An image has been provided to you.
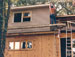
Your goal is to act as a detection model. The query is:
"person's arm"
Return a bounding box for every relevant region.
[49,4,52,13]
[53,5,56,10]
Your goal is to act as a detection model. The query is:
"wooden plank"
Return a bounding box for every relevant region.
[67,21,75,24]
[41,35,47,57]
[6,31,58,37]
[8,24,66,30]
[56,15,75,17]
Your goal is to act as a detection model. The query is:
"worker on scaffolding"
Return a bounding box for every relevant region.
[49,3,56,24]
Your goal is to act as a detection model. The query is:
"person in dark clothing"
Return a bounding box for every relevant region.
[49,3,56,24]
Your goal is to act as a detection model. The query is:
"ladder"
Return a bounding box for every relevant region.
[66,23,73,57]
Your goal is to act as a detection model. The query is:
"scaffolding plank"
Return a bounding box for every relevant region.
[8,23,66,30]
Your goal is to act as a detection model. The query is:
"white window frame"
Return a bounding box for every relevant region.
[8,40,33,51]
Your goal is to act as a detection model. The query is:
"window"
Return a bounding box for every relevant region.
[23,17,30,22]
[9,42,14,50]
[27,41,32,48]
[14,11,31,23]
[9,41,32,50]
[15,42,20,49]
[14,13,22,22]
[72,39,75,57]
[21,41,32,49]
[24,13,30,16]
[21,41,26,49]
[23,12,31,22]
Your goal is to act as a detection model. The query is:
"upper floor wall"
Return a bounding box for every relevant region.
[8,5,50,33]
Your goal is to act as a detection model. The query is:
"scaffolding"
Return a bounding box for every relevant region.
[66,21,75,57]
[62,21,75,57]
[56,20,75,57]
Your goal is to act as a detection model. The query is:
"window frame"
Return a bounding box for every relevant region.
[13,12,22,23]
[21,41,26,49]
[21,41,33,50]
[27,41,33,49]
[8,40,33,51]
[13,11,32,23]
[14,42,20,50]
[9,42,14,50]
[8,41,21,50]
[22,11,32,22]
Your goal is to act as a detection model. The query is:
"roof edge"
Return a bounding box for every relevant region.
[11,4,49,10]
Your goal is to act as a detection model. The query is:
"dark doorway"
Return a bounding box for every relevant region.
[60,38,66,57]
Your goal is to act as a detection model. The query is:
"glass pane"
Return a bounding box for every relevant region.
[23,17,30,22]
[15,42,20,49]
[21,42,26,49]
[14,13,22,22]
[27,41,32,48]
[24,13,30,16]
[9,42,14,49]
